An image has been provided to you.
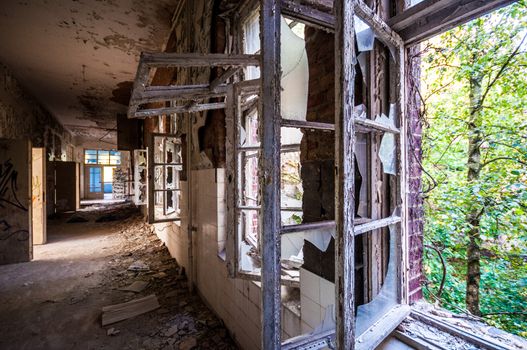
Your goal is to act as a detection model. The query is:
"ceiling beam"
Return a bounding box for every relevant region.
[388,0,516,46]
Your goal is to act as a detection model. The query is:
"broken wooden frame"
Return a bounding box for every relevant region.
[279,0,515,47]
[127,53,260,119]
[147,133,184,224]
[253,0,411,349]
[133,149,148,205]
[225,79,301,287]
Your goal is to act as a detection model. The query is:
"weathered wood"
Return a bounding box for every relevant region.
[356,117,400,134]
[281,118,335,131]
[225,84,238,278]
[133,85,228,104]
[335,0,356,348]
[355,216,401,235]
[389,0,515,46]
[141,52,261,67]
[280,220,335,234]
[410,310,516,350]
[210,67,241,92]
[281,0,335,31]
[353,0,404,50]
[259,0,282,348]
[101,294,160,326]
[133,102,226,118]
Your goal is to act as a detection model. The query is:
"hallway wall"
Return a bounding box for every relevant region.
[153,168,302,349]
[0,62,75,159]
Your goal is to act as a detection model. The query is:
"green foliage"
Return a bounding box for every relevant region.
[421,1,527,337]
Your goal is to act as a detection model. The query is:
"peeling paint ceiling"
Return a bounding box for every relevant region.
[0,0,178,146]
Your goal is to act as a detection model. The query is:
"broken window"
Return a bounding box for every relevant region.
[84,149,121,165]
[133,149,147,206]
[224,3,413,349]
[226,11,308,285]
[147,134,183,224]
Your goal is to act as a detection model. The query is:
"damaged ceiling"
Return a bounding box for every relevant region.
[0,0,178,146]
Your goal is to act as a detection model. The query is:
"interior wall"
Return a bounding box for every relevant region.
[0,62,75,157]
[153,169,302,349]
[0,138,32,264]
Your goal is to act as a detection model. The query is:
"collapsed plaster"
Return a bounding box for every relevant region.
[0,0,177,146]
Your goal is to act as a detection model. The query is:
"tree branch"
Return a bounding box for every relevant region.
[481,156,527,169]
[476,31,527,111]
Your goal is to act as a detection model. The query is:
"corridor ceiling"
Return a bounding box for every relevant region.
[0,0,177,146]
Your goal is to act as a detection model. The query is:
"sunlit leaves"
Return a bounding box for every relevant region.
[421,1,527,336]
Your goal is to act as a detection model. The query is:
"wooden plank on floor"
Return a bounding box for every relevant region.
[102,294,160,326]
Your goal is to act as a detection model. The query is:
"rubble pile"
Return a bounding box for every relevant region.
[95,206,237,350]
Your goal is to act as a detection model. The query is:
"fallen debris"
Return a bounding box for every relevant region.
[106,327,120,336]
[178,336,197,350]
[101,294,160,326]
[118,280,149,293]
[128,260,149,272]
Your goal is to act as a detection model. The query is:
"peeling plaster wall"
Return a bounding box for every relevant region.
[0,62,75,158]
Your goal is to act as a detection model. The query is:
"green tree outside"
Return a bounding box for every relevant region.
[420,1,527,336]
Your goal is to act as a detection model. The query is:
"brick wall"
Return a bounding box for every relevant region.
[300,27,424,302]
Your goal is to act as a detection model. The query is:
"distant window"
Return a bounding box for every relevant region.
[84,149,121,165]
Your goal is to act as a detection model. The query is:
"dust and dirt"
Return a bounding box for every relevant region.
[0,204,237,350]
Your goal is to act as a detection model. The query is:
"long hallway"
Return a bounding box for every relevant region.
[0,205,236,350]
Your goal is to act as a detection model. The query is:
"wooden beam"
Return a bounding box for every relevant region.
[259,0,282,348]
[281,0,335,31]
[335,0,356,348]
[141,52,261,67]
[133,102,226,118]
[210,67,241,92]
[353,0,404,49]
[132,85,228,104]
[388,0,516,46]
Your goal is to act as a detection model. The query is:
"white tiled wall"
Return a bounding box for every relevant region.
[153,168,302,349]
[300,268,335,333]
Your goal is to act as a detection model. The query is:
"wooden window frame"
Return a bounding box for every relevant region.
[254,1,411,349]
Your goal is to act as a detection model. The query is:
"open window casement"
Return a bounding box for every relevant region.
[133,149,147,206]
[147,133,183,224]
[248,2,411,349]
[225,80,302,286]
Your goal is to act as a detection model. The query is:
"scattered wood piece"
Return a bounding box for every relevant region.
[118,281,149,293]
[101,294,160,326]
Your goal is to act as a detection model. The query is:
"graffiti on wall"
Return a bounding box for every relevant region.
[0,159,27,212]
[0,220,29,241]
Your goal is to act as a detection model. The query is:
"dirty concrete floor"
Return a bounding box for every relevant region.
[0,205,238,350]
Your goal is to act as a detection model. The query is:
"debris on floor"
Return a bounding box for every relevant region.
[118,280,149,293]
[128,260,149,272]
[102,294,160,326]
[0,203,237,350]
